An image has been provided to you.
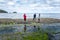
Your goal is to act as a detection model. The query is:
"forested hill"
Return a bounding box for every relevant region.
[0,9,8,13]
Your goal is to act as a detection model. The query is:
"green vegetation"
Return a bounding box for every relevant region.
[22,32,48,40]
[1,32,48,40]
[0,22,41,28]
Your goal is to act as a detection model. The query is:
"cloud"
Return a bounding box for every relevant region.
[0,0,60,13]
[0,0,5,2]
[46,0,60,7]
[7,1,15,6]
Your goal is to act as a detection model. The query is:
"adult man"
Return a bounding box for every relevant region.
[33,13,36,20]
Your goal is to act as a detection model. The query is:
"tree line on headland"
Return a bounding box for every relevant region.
[0,9,8,13]
[0,9,17,13]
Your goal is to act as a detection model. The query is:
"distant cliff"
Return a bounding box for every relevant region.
[0,9,8,13]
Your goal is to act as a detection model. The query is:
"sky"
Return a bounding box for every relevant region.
[0,0,60,19]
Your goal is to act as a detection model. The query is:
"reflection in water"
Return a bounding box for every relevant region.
[0,23,60,40]
[0,23,60,34]
[33,25,37,32]
[0,27,16,34]
[24,25,27,32]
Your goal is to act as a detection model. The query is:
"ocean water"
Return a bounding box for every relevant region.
[0,13,39,19]
[0,13,60,19]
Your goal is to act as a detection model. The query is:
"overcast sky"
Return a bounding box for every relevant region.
[0,0,60,19]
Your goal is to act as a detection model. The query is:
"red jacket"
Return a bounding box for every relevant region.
[23,14,26,21]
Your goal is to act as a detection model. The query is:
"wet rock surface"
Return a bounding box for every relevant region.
[0,23,60,40]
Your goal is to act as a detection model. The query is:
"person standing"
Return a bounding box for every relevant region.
[33,13,36,21]
[38,13,40,23]
[23,13,27,22]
